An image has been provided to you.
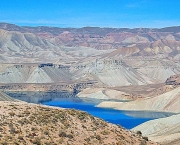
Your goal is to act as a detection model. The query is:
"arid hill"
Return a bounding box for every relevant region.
[0,101,158,145]
[77,87,135,100]
[97,85,180,113]
[132,113,180,145]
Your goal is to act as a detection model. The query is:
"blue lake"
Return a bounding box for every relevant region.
[7,91,176,129]
[43,98,153,129]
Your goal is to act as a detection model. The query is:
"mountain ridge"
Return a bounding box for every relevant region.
[1,22,180,33]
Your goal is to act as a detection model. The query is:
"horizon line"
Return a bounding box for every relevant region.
[1,21,180,29]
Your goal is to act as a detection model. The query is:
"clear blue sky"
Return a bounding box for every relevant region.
[0,0,180,28]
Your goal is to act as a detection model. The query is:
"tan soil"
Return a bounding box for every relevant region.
[0,101,158,145]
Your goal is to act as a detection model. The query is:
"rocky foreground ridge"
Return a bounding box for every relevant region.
[0,101,158,145]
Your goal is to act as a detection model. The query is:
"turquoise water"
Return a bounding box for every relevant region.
[43,98,153,129]
[7,91,175,129]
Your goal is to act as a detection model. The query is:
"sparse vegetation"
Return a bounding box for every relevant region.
[136,131,142,136]
[142,136,149,141]
[8,111,15,116]
[0,102,158,145]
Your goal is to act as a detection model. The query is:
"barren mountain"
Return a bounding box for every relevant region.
[1,23,180,51]
[1,23,180,87]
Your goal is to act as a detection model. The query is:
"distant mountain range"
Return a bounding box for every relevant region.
[1,23,180,86]
[1,22,180,51]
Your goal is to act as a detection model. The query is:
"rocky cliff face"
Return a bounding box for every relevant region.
[0,60,159,88]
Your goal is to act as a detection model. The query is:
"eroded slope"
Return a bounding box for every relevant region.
[132,113,180,145]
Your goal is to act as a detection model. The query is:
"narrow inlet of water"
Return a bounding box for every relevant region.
[7,91,176,129]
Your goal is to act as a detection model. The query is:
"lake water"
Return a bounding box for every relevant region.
[7,91,176,129]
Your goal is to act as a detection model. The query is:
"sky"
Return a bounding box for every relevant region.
[0,0,180,28]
